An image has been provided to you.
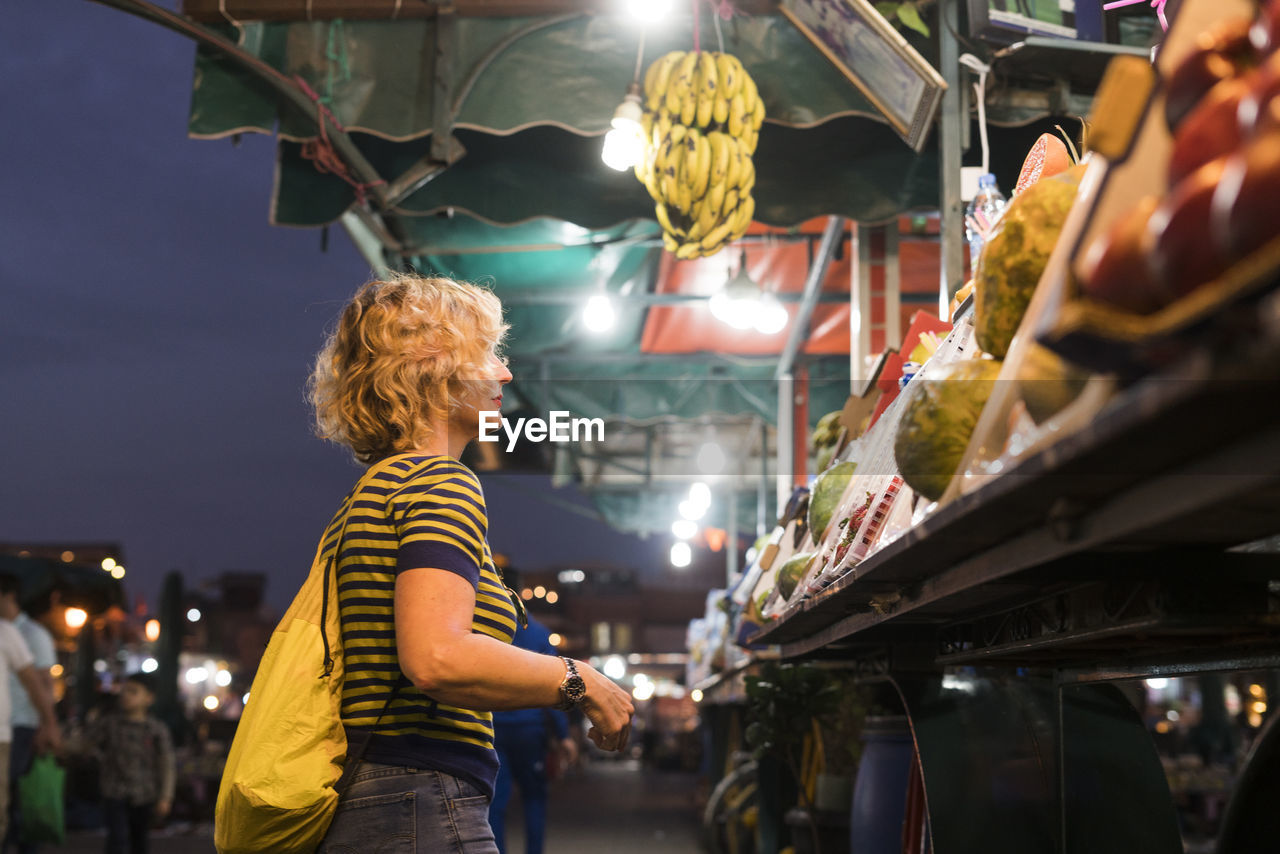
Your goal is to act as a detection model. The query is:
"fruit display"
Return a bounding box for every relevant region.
[893,358,1002,502]
[1017,344,1091,425]
[1079,3,1280,316]
[810,410,845,473]
[635,50,766,258]
[775,551,814,601]
[974,167,1082,358]
[806,460,858,544]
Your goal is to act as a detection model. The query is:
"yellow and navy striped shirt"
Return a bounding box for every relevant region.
[320,453,518,797]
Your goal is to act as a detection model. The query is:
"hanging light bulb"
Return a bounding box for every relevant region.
[709,250,764,330]
[753,290,789,335]
[602,83,645,171]
[582,293,617,332]
[626,0,674,23]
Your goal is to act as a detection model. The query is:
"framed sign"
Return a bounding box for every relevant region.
[780,0,947,152]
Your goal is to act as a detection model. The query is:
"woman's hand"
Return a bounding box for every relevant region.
[576,661,635,753]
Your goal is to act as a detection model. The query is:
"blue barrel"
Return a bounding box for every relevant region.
[850,716,914,854]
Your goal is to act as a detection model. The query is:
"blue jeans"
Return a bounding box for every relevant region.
[489,725,550,854]
[319,763,498,854]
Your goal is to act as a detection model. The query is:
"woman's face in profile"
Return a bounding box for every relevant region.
[453,348,513,431]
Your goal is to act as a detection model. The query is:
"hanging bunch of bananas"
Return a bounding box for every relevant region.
[635,50,765,259]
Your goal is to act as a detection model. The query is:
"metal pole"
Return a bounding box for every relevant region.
[776,372,793,511]
[853,223,873,384]
[938,0,965,313]
[885,220,902,350]
[757,418,768,537]
[775,216,846,382]
[727,483,739,585]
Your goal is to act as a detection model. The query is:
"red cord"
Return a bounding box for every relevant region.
[293,75,386,205]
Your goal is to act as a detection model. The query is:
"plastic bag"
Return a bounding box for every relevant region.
[18,754,65,845]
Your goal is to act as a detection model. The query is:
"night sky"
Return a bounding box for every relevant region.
[2,0,674,614]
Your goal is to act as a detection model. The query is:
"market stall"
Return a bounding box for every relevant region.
[692,0,1280,851]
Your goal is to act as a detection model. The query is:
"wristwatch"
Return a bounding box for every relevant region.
[555,656,586,711]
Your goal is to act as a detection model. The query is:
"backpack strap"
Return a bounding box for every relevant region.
[333,674,408,797]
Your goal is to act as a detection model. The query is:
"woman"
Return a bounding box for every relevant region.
[308,273,634,853]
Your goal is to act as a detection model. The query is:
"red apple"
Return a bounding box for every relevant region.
[1238,52,1280,137]
[1164,18,1259,133]
[1148,158,1232,300]
[1079,196,1164,314]
[1169,75,1253,185]
[1210,128,1280,263]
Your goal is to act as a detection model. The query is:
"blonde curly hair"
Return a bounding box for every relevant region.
[309,272,508,464]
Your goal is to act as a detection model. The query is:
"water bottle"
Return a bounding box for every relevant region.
[965,173,1008,275]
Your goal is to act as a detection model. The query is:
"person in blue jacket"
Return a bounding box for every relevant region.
[488,614,578,854]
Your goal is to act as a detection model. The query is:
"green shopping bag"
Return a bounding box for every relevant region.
[18,754,65,845]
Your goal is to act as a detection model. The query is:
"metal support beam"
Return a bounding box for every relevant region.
[884,220,902,350]
[938,0,965,314]
[89,0,391,211]
[852,223,872,385]
[775,216,845,382]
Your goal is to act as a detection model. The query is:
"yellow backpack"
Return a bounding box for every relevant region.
[214,461,389,854]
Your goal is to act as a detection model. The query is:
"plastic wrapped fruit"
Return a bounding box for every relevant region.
[1211,128,1280,263]
[894,359,1002,502]
[1163,17,1260,133]
[806,461,856,544]
[1148,158,1232,301]
[974,168,1080,358]
[776,552,814,601]
[1079,195,1164,314]
[1017,345,1091,425]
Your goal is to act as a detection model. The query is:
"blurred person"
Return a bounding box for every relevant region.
[306,274,633,854]
[488,614,578,854]
[0,575,62,846]
[1,589,55,854]
[85,673,174,854]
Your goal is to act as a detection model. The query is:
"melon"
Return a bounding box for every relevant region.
[806,461,857,543]
[974,171,1079,358]
[776,552,814,601]
[894,359,1002,501]
[1018,344,1090,424]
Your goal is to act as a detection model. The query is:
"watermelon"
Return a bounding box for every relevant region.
[776,552,814,601]
[894,359,1002,501]
[806,461,857,543]
[1014,133,1073,196]
[974,170,1079,358]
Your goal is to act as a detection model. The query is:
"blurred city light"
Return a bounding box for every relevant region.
[141,658,158,673]
[203,695,220,711]
[215,669,232,687]
[671,519,698,540]
[187,608,202,622]
[691,689,703,703]
[603,656,626,680]
[145,619,161,642]
[185,667,209,684]
[670,541,692,568]
[545,591,559,604]
[548,633,563,647]
[64,608,87,630]
[101,558,116,571]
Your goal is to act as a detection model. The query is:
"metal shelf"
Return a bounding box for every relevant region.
[750,319,1280,668]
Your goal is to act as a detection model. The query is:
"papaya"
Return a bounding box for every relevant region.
[776,551,814,601]
[894,359,1002,501]
[974,170,1079,358]
[806,461,857,543]
[1018,344,1090,424]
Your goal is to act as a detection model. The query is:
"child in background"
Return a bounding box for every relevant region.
[87,674,174,854]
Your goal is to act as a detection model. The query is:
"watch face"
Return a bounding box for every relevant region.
[566,676,586,702]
